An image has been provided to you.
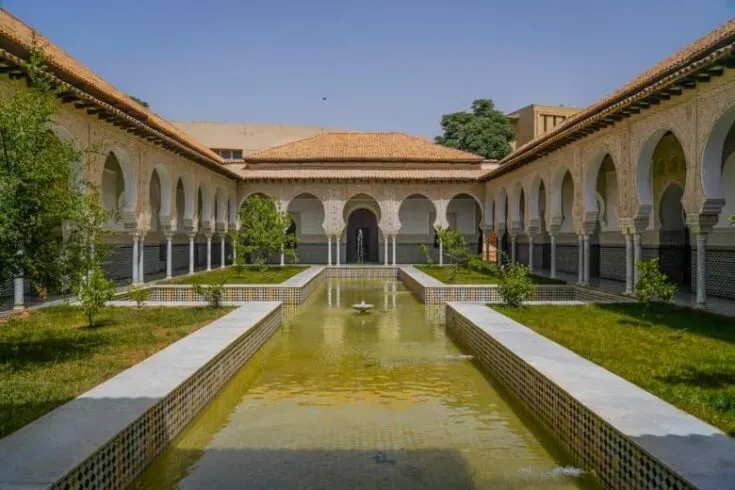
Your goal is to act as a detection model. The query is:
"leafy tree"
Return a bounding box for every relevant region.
[68,191,117,326]
[128,282,149,308]
[435,99,514,160]
[128,95,149,108]
[0,43,86,297]
[193,281,225,308]
[436,227,469,283]
[235,194,297,271]
[75,266,115,327]
[498,253,536,307]
[635,258,677,315]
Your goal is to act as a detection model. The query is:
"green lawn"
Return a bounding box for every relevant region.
[0,305,231,438]
[493,303,735,435]
[165,265,307,285]
[416,265,565,285]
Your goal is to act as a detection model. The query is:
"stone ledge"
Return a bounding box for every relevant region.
[0,301,282,490]
[446,302,735,490]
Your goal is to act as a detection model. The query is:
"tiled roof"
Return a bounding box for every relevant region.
[0,9,225,167]
[236,167,484,181]
[244,132,484,163]
[487,18,735,178]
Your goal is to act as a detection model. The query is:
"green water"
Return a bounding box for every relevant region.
[132,280,598,489]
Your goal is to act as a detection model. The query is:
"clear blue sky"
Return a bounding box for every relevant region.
[3,1,733,138]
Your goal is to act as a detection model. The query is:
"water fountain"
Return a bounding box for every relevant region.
[352,228,374,313]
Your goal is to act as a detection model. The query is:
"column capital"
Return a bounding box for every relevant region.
[687,213,718,235]
[186,231,197,240]
[526,218,541,237]
[164,230,175,240]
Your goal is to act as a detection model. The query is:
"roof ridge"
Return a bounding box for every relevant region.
[0,9,224,166]
[497,17,735,167]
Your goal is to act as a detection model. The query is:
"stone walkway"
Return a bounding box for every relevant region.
[532,268,735,317]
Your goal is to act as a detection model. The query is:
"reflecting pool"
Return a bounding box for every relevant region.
[132,280,598,489]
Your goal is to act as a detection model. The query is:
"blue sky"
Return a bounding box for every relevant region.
[2,1,733,138]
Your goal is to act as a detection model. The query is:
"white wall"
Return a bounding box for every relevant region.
[289,198,325,235]
[447,198,479,234]
[399,199,434,234]
[604,170,618,230]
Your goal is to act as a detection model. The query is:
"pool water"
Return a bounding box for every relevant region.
[132,280,598,489]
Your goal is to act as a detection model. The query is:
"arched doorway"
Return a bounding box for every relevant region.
[287,193,326,263]
[346,209,379,263]
[659,183,689,286]
[398,194,436,264]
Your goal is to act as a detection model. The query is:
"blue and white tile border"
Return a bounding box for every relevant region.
[446,303,735,490]
[0,302,283,490]
[399,265,630,305]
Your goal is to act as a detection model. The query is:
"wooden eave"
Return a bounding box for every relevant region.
[484,41,735,181]
[0,49,240,179]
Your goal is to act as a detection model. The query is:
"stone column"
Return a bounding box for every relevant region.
[482,231,489,261]
[280,245,285,267]
[624,232,633,294]
[438,239,443,265]
[206,233,212,271]
[138,235,145,284]
[188,233,195,275]
[384,236,389,266]
[392,235,397,266]
[696,233,708,306]
[131,234,139,283]
[13,276,24,310]
[528,235,534,272]
[220,233,227,269]
[336,236,340,266]
[327,236,332,266]
[549,234,557,279]
[582,234,590,285]
[633,231,642,286]
[577,234,584,284]
[165,232,174,279]
[510,234,517,263]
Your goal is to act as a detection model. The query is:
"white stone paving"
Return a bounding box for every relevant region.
[0,301,281,489]
[448,303,735,490]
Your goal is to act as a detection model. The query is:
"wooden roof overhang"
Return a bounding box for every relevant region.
[483,40,735,181]
[0,48,240,179]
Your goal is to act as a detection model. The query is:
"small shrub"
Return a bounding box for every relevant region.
[446,265,458,284]
[232,256,246,276]
[468,255,483,272]
[74,266,116,327]
[498,261,536,307]
[193,281,225,308]
[635,258,677,314]
[128,282,149,308]
[418,243,433,265]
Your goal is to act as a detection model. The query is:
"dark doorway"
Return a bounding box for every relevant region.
[346,209,379,263]
[658,184,691,288]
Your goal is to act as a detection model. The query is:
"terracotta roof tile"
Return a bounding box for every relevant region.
[490,18,735,175]
[0,9,224,166]
[236,167,484,181]
[244,132,484,163]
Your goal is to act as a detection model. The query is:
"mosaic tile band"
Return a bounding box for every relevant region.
[445,306,693,490]
[52,306,282,490]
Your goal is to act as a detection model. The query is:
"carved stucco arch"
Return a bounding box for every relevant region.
[699,95,735,217]
[508,181,525,230]
[527,173,546,229]
[631,102,694,218]
[398,193,437,235]
[101,144,138,225]
[445,190,484,228]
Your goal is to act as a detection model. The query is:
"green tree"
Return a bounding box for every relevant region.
[67,191,117,326]
[635,258,677,315]
[498,255,536,307]
[235,194,297,271]
[435,99,514,160]
[0,44,86,297]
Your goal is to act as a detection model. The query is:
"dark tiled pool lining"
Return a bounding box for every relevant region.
[446,303,735,490]
[0,302,283,490]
